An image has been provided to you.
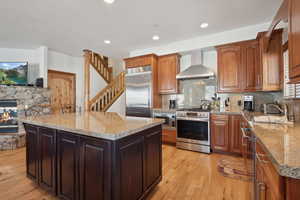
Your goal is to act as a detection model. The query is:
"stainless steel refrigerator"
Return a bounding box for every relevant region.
[125,66,152,117]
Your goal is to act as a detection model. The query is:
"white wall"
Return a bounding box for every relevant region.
[130,22,270,57]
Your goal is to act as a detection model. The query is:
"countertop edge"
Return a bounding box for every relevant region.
[20,118,164,141]
[241,112,300,180]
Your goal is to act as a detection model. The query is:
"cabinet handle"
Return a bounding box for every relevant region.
[241,128,251,146]
[257,182,266,200]
[256,153,269,164]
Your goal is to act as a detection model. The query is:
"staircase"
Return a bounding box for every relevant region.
[83,49,125,112]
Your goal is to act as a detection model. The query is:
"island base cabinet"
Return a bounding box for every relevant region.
[24,123,162,200]
[24,124,57,195]
[114,126,162,200]
[57,131,80,200]
[79,137,112,200]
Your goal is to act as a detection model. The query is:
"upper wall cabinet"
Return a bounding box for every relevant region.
[216,31,283,93]
[257,30,283,91]
[157,54,180,94]
[217,40,262,93]
[289,0,300,83]
[217,45,243,93]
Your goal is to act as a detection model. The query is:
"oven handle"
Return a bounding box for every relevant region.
[176,117,209,122]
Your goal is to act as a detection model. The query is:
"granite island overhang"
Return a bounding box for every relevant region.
[20,112,164,200]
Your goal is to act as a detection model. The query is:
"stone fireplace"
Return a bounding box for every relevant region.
[0,86,51,150]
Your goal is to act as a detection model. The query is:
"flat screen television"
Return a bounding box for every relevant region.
[0,62,28,85]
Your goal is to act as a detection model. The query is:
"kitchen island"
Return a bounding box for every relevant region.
[20,112,164,200]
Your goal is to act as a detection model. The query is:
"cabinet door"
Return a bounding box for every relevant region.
[24,124,39,182]
[259,31,283,91]
[119,136,144,200]
[229,115,242,154]
[158,54,179,94]
[289,0,300,82]
[162,129,176,145]
[211,116,230,152]
[57,131,79,200]
[243,41,262,91]
[144,130,162,190]
[79,137,111,200]
[39,127,57,194]
[217,46,243,92]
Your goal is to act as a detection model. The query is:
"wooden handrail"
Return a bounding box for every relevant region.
[89,72,125,112]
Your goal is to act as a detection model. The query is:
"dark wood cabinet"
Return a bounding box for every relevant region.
[24,124,39,182]
[25,123,162,200]
[229,115,243,154]
[144,131,162,190]
[79,137,112,200]
[118,136,144,200]
[157,54,180,94]
[211,115,230,152]
[39,127,57,193]
[289,0,300,83]
[57,131,80,200]
[217,46,243,92]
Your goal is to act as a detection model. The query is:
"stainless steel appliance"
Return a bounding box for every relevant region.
[243,95,254,111]
[176,108,210,153]
[125,66,152,117]
[152,110,176,130]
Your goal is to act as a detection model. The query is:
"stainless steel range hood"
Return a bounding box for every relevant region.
[176,51,215,80]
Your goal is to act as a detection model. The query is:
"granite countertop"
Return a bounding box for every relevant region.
[20,112,164,140]
[242,112,300,179]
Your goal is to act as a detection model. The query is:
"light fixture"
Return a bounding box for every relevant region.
[152,35,160,41]
[104,40,111,44]
[200,23,209,29]
[104,0,114,4]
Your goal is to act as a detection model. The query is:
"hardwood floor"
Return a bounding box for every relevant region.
[0,145,250,200]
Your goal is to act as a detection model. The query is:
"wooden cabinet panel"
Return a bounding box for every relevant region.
[157,54,180,94]
[119,137,144,200]
[24,124,39,182]
[144,130,162,190]
[258,30,283,91]
[289,0,300,83]
[243,41,262,91]
[256,142,285,200]
[162,129,176,145]
[57,131,79,200]
[229,115,242,154]
[211,115,230,152]
[39,127,56,194]
[79,137,111,200]
[217,46,243,92]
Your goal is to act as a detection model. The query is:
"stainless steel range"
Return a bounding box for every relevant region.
[176,108,210,153]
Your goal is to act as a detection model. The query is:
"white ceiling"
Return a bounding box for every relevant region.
[0,0,282,58]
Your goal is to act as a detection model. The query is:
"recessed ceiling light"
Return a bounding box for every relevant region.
[200,23,209,29]
[104,0,114,4]
[152,35,160,41]
[104,40,111,44]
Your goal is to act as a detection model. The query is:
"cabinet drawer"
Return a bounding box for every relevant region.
[162,129,176,144]
[211,114,229,121]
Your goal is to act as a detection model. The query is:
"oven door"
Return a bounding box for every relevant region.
[176,117,210,145]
